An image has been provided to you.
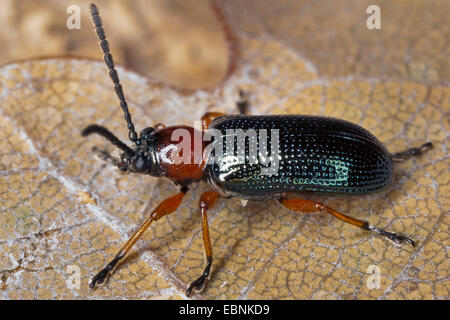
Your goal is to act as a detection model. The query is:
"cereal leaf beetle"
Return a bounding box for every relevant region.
[82,3,433,296]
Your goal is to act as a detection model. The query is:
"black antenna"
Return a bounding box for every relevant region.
[90,3,138,143]
[82,124,134,155]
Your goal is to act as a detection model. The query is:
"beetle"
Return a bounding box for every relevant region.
[82,4,433,296]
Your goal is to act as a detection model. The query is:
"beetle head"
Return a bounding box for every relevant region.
[117,127,160,176]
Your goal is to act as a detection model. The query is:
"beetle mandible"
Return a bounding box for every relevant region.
[82,4,433,296]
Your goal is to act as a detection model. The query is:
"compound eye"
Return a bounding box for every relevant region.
[132,156,147,173]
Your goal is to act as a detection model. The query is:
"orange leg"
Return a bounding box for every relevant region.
[90,189,187,289]
[201,112,226,131]
[154,123,166,130]
[280,198,416,247]
[186,191,220,296]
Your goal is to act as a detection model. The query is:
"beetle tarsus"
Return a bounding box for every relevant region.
[392,142,433,161]
[186,262,211,297]
[89,268,108,289]
[368,225,416,247]
[89,255,121,289]
[186,277,204,297]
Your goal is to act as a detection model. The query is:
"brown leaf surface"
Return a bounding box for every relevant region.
[0,0,229,89]
[0,1,449,299]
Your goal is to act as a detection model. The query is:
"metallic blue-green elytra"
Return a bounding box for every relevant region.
[206,115,393,200]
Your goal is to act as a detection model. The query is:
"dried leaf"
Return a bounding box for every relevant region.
[0,0,448,300]
[0,0,229,89]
